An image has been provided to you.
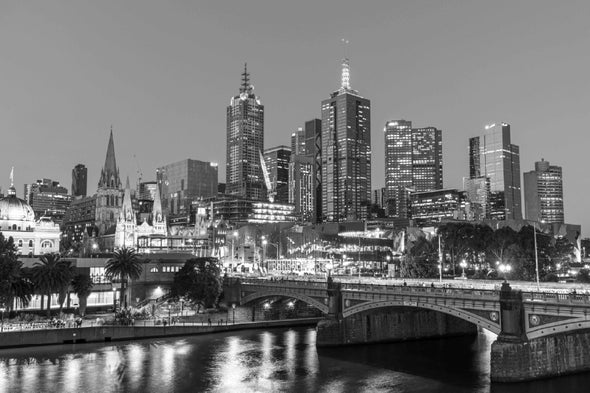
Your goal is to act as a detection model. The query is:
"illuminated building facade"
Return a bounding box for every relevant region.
[321,59,371,222]
[263,146,291,204]
[0,183,60,255]
[291,127,305,155]
[469,123,521,220]
[524,159,564,224]
[384,120,442,218]
[410,189,466,224]
[289,155,314,221]
[226,64,265,201]
[157,159,218,217]
[24,178,72,224]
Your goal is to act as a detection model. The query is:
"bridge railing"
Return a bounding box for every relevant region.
[523,291,590,304]
[340,282,500,299]
[240,278,327,289]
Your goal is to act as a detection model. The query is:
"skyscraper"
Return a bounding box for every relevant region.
[263,146,291,204]
[305,119,322,222]
[71,164,87,197]
[156,159,218,216]
[468,123,522,220]
[291,127,305,156]
[384,120,443,218]
[226,64,265,201]
[524,159,564,223]
[321,59,371,222]
[289,155,314,221]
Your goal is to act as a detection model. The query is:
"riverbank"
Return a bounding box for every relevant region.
[0,317,322,350]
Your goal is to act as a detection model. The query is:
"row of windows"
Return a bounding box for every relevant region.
[149,266,182,273]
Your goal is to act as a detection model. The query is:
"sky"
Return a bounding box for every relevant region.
[1,1,589,235]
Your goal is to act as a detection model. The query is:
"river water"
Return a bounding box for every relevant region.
[0,327,589,393]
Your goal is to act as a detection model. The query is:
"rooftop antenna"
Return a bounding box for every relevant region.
[340,38,350,90]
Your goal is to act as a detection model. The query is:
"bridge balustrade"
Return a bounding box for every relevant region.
[523,291,590,304]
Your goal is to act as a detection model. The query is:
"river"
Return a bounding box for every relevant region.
[0,327,589,393]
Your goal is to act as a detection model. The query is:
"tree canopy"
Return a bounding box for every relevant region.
[170,257,221,311]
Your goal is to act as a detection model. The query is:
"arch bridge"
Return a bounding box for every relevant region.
[224,277,590,382]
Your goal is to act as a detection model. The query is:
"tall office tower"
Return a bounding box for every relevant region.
[226,64,265,201]
[157,159,218,216]
[372,187,386,208]
[291,127,305,155]
[524,159,564,223]
[24,178,72,223]
[384,121,443,218]
[321,59,371,222]
[305,119,322,222]
[263,146,291,204]
[71,164,87,197]
[469,123,522,220]
[289,155,314,221]
[95,129,124,235]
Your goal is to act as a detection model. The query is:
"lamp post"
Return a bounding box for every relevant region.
[232,303,236,324]
[231,231,238,266]
[460,259,467,279]
[0,306,5,332]
[499,263,512,282]
[438,234,443,282]
[167,304,171,325]
[112,287,117,311]
[533,221,545,291]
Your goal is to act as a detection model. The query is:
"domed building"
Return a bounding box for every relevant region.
[0,185,60,255]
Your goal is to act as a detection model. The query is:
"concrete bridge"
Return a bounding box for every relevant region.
[224,277,590,382]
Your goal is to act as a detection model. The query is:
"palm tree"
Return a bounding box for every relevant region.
[31,253,72,317]
[1,234,33,310]
[105,247,143,309]
[71,274,94,316]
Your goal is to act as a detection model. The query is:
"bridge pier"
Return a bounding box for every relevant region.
[491,282,590,382]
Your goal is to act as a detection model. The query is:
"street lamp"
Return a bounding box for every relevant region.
[167,304,172,325]
[460,259,467,279]
[231,231,238,265]
[0,306,5,332]
[533,220,545,291]
[232,303,236,324]
[499,263,512,282]
[112,287,117,311]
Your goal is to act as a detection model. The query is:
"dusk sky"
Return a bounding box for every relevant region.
[1,1,589,234]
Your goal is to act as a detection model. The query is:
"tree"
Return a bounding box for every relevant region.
[0,234,33,311]
[71,273,94,316]
[438,223,474,275]
[105,247,143,309]
[31,253,73,317]
[577,269,590,284]
[170,257,221,312]
[486,227,518,266]
[401,237,439,278]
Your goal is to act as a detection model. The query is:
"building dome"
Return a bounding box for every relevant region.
[0,190,35,222]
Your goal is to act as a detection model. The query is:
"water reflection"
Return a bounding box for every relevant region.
[0,327,590,393]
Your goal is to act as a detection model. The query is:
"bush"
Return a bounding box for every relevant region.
[542,273,559,282]
[576,269,590,283]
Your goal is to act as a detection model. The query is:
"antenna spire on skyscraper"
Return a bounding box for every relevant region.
[240,63,251,93]
[341,39,351,90]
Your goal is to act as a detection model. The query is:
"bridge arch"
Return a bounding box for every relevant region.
[240,290,329,314]
[342,299,501,335]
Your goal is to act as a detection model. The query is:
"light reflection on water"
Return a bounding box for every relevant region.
[0,327,590,393]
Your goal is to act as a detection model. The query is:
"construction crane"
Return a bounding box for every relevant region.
[259,150,276,203]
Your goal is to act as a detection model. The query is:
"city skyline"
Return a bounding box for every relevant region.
[1,2,589,233]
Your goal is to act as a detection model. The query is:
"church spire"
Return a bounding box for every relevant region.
[98,127,121,189]
[152,182,164,223]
